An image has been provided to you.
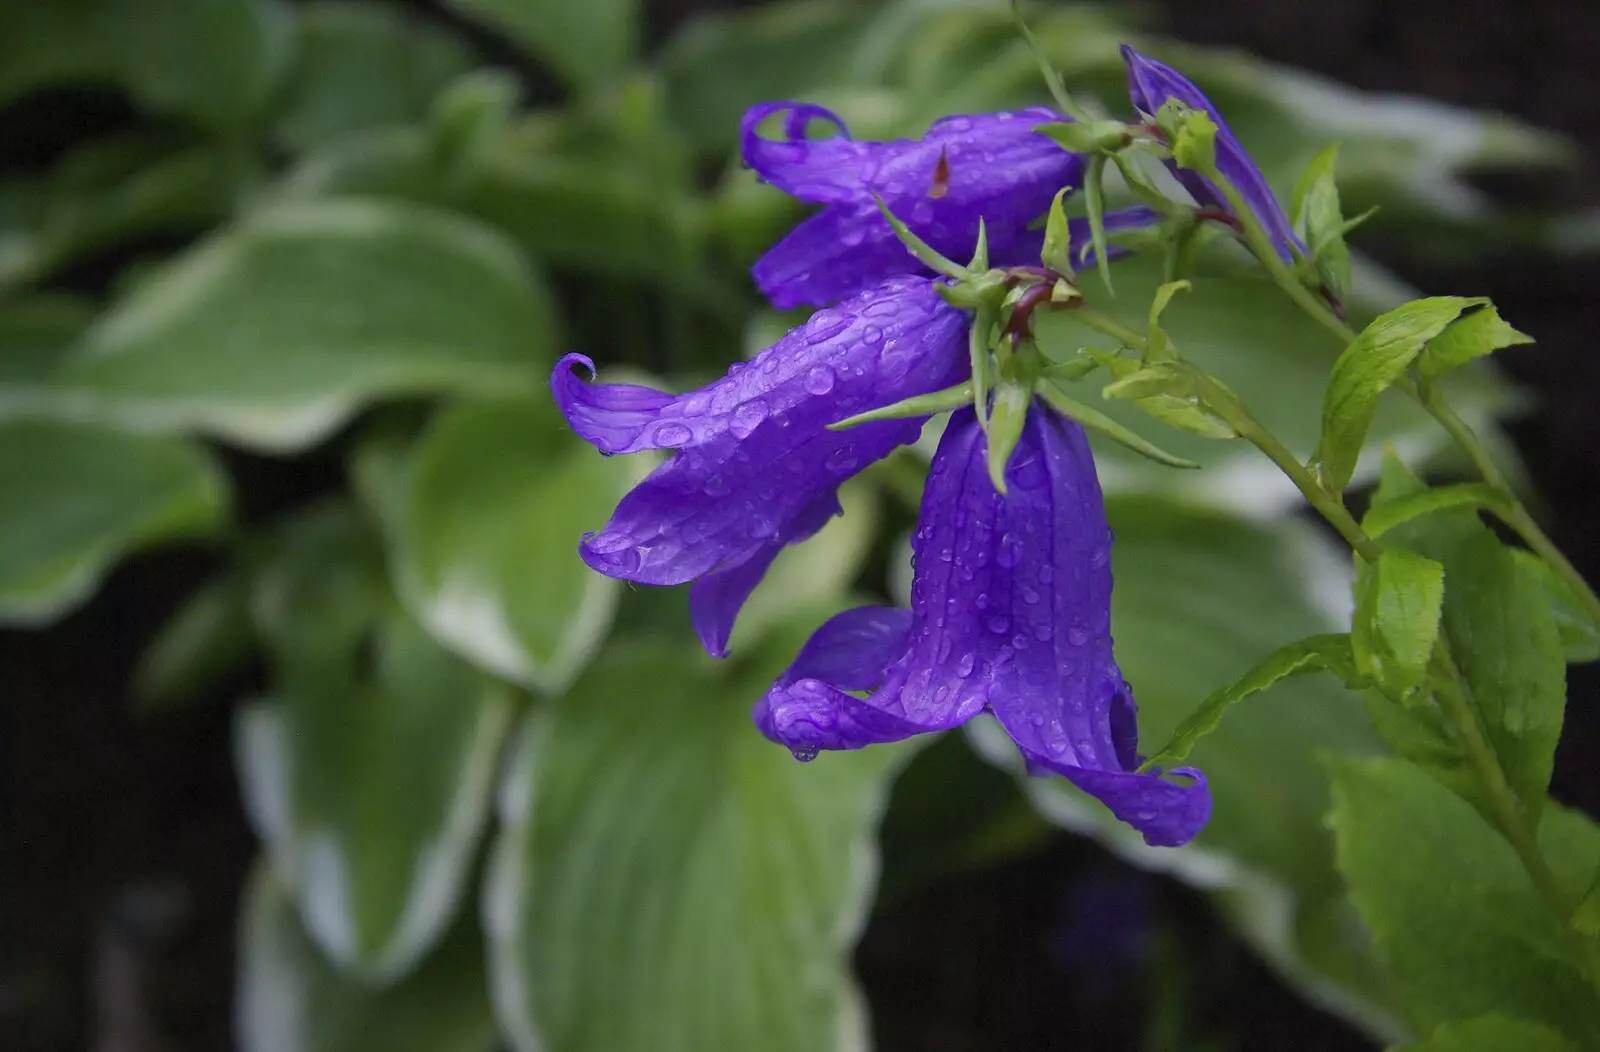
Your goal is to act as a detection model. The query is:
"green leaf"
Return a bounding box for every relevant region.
[1033,120,1131,154]
[1416,303,1534,385]
[239,504,516,981]
[447,0,636,94]
[1351,548,1444,701]
[1329,757,1600,1039]
[485,641,905,1052]
[1369,455,1567,821]
[1099,360,1238,441]
[238,866,496,1052]
[1036,382,1200,469]
[59,198,556,452]
[1398,1016,1579,1052]
[273,2,476,153]
[0,0,290,127]
[1145,279,1190,362]
[1313,296,1484,492]
[1142,634,1357,770]
[1361,482,1510,539]
[967,498,1402,1042]
[134,571,255,711]
[1031,255,1515,510]
[367,397,641,694]
[0,420,228,625]
[1516,550,1600,664]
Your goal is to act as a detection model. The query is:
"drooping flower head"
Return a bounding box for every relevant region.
[742,103,1084,308]
[553,275,968,657]
[1122,45,1302,262]
[753,406,1209,847]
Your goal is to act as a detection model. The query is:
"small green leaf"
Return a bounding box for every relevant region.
[1329,757,1600,1038]
[1397,1016,1579,1052]
[134,571,255,711]
[1351,548,1445,702]
[1361,481,1510,539]
[829,379,973,430]
[1141,633,1357,770]
[238,866,496,1052]
[446,0,636,94]
[59,198,556,452]
[1036,382,1200,468]
[1033,120,1131,154]
[485,641,905,1052]
[1289,143,1352,301]
[0,420,228,625]
[1146,279,1190,362]
[1100,361,1237,441]
[984,380,1030,494]
[1312,296,1484,492]
[1417,303,1534,385]
[1040,187,1074,276]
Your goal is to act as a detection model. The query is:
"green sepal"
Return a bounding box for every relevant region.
[968,217,990,272]
[1158,100,1218,176]
[1083,154,1114,295]
[827,380,975,431]
[1036,380,1200,468]
[1033,120,1133,155]
[970,301,998,430]
[1111,150,1178,212]
[1008,1,1092,123]
[1040,188,1074,277]
[1145,279,1190,362]
[985,380,1031,495]
[872,193,968,280]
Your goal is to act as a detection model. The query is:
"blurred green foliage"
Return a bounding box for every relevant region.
[0,1,1591,1049]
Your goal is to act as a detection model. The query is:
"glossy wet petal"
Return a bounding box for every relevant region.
[743,102,1085,308]
[1121,45,1301,261]
[562,276,967,597]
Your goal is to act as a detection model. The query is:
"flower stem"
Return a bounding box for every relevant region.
[1210,173,1600,626]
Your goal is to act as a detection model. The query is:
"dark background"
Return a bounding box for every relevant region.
[3,1,1597,1049]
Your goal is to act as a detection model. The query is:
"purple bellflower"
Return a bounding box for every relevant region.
[552,275,968,658]
[742,102,1084,309]
[753,406,1208,847]
[1122,45,1303,262]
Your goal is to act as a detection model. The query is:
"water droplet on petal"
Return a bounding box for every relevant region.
[805,309,850,343]
[791,745,820,762]
[652,422,692,448]
[1037,564,1054,585]
[986,614,1010,635]
[703,475,728,497]
[956,652,975,677]
[804,365,835,395]
[824,447,859,475]
[861,324,884,346]
[1067,627,1089,646]
[730,400,768,438]
[1033,624,1052,641]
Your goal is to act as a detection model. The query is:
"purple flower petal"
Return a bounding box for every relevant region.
[555,276,967,648]
[1121,45,1301,262]
[743,102,1085,308]
[754,407,1210,846]
[690,492,840,658]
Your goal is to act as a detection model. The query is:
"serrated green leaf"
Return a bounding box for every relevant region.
[1329,757,1600,1039]
[1290,143,1352,300]
[239,504,515,982]
[447,0,636,94]
[238,866,496,1052]
[0,420,228,625]
[272,1,476,154]
[968,499,1400,1041]
[1515,550,1600,664]
[1397,1016,1579,1052]
[1352,548,1444,701]
[1100,360,1236,441]
[1417,303,1534,385]
[1313,296,1484,492]
[1036,382,1199,469]
[1361,482,1510,539]
[365,397,640,694]
[58,198,556,452]
[1142,633,1357,770]
[484,641,904,1052]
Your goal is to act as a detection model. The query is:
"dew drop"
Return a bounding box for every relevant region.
[1067,627,1089,646]
[749,516,777,539]
[1033,624,1052,641]
[840,225,866,247]
[861,324,884,346]
[1011,633,1030,651]
[956,652,976,677]
[585,530,636,555]
[985,614,1010,635]
[974,592,989,611]
[791,745,820,762]
[652,422,692,448]
[1037,564,1054,585]
[730,400,768,438]
[911,200,935,224]
[824,447,859,474]
[1021,587,1040,605]
[804,365,836,395]
[996,533,1020,568]
[805,309,850,343]
[1090,546,1109,568]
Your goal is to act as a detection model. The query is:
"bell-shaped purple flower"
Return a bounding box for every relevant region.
[553,275,969,658]
[1122,45,1302,262]
[742,102,1084,309]
[752,405,1210,847]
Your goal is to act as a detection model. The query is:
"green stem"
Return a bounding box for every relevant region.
[1210,172,1600,626]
